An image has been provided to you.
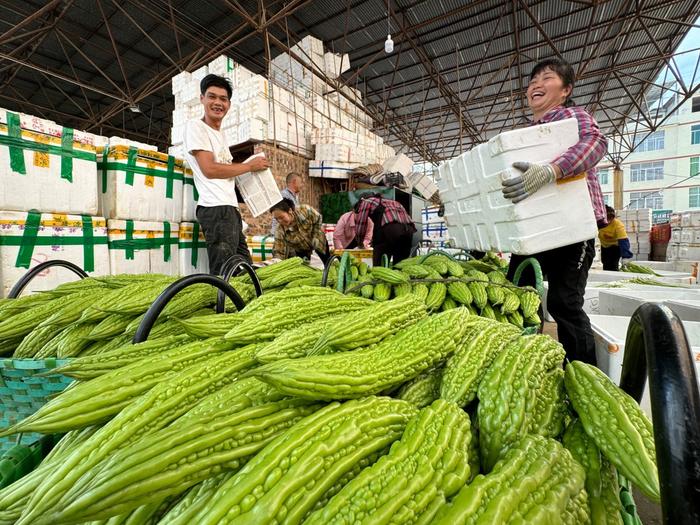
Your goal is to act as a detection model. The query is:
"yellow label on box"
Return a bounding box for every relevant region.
[33,134,50,168]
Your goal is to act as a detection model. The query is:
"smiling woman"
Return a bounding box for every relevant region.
[502,57,608,367]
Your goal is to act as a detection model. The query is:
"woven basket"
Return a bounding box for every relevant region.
[0,358,72,452]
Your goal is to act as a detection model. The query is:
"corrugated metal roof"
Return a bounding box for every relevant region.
[0,0,697,159]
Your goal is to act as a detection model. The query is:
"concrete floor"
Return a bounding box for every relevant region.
[543,321,662,524]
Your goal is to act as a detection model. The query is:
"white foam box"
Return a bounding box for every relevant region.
[383,153,414,177]
[670,212,682,228]
[309,160,361,179]
[107,219,179,275]
[178,222,208,275]
[314,143,351,162]
[0,211,109,297]
[671,228,682,243]
[237,118,268,144]
[406,171,439,199]
[679,244,700,261]
[668,243,681,261]
[681,210,700,228]
[182,162,197,222]
[437,118,597,255]
[247,235,275,263]
[598,288,700,318]
[0,108,99,215]
[588,268,694,284]
[98,146,185,223]
[589,314,700,420]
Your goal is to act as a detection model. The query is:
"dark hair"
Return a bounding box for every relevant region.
[605,205,616,217]
[270,197,295,214]
[530,58,576,108]
[200,74,232,99]
[286,172,302,185]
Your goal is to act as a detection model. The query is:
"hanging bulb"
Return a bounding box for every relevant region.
[385,34,394,54]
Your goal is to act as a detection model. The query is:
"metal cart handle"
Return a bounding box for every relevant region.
[133,274,245,344]
[619,302,700,525]
[8,260,87,299]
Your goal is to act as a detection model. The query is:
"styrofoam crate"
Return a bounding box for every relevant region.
[668,243,681,261]
[437,118,597,254]
[98,146,184,223]
[178,222,208,275]
[108,219,179,275]
[182,163,198,222]
[589,314,700,420]
[0,108,99,215]
[0,211,109,297]
[383,153,414,177]
[247,234,275,263]
[309,160,361,179]
[681,210,700,228]
[665,299,700,322]
[598,288,700,318]
[679,244,700,261]
[407,172,439,199]
[671,228,682,243]
[588,268,694,284]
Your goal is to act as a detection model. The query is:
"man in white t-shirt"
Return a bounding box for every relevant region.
[184,74,269,274]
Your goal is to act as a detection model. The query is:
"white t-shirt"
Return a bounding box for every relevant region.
[184,118,237,208]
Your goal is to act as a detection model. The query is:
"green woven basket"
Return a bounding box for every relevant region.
[0,358,72,452]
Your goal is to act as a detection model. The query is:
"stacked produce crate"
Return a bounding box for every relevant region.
[422,206,450,248]
[97,143,187,276]
[617,208,651,261]
[309,128,395,179]
[669,211,682,261]
[0,108,111,297]
[675,210,700,261]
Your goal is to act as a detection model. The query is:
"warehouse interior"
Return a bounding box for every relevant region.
[1,0,698,167]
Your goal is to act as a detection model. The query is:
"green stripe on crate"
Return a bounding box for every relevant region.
[109,219,178,262]
[177,222,204,267]
[0,213,107,270]
[60,127,74,182]
[7,112,26,174]
[183,176,200,200]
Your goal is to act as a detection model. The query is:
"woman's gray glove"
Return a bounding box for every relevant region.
[501,162,556,203]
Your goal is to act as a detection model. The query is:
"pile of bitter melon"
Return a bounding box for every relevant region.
[0,272,657,524]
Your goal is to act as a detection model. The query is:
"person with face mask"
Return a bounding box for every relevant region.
[500,58,608,366]
[270,198,330,263]
[184,74,269,273]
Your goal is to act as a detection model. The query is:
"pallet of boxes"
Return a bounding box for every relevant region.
[668,210,700,262]
[0,108,111,297]
[616,208,651,261]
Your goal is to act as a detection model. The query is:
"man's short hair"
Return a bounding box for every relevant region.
[286,172,302,185]
[200,74,232,99]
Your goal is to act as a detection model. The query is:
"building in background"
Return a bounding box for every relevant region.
[597,92,700,223]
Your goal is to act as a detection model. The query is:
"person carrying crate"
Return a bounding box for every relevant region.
[501,58,607,366]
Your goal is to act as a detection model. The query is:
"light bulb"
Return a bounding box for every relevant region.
[384,34,394,54]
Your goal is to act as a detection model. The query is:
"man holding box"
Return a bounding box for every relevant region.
[185,74,269,274]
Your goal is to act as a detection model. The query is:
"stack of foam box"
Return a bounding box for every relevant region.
[617,209,651,261]
[169,35,387,161]
[677,210,700,261]
[669,212,683,261]
[436,118,598,255]
[246,235,275,263]
[0,108,111,297]
[309,128,395,179]
[97,144,188,276]
[421,206,450,248]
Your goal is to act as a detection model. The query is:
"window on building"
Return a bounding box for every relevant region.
[690,188,700,208]
[630,161,664,182]
[692,124,700,145]
[693,96,700,113]
[603,194,610,205]
[634,130,665,152]
[629,192,663,210]
[597,169,609,185]
[691,157,700,178]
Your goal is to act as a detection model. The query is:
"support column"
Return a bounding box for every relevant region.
[613,164,624,210]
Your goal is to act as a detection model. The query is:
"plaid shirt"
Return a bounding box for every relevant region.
[536,106,608,224]
[355,196,415,244]
[273,205,327,259]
